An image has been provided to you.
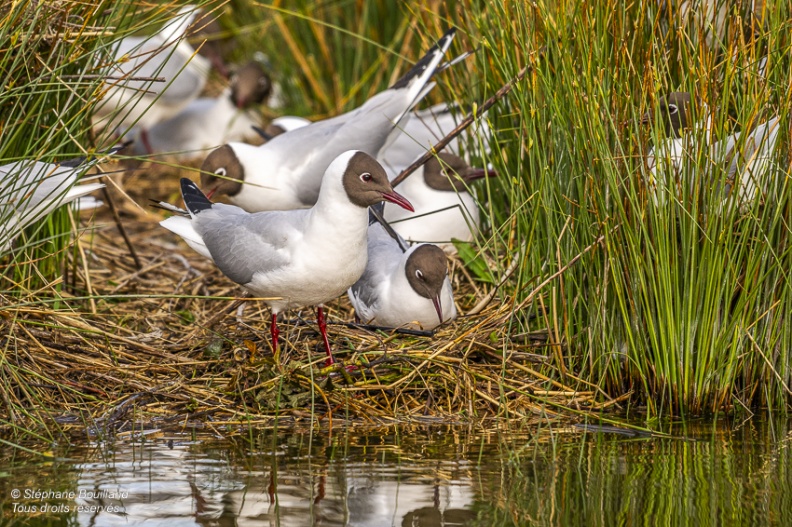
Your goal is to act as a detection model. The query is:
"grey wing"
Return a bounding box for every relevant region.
[331,89,415,154]
[194,207,308,285]
[350,223,403,311]
[261,115,351,205]
[280,87,414,164]
[259,89,416,205]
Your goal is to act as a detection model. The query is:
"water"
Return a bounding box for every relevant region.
[1,419,790,526]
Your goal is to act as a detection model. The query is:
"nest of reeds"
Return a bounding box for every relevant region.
[0,157,619,437]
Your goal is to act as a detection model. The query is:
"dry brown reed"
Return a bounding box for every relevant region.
[0,161,620,438]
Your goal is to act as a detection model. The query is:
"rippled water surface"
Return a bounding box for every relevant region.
[1,419,790,526]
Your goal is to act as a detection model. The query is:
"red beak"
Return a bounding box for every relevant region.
[431,295,443,325]
[205,188,217,200]
[382,190,414,212]
[464,168,498,182]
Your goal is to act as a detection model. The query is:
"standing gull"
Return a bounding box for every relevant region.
[158,151,413,366]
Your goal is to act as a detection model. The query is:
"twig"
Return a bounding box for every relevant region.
[390,61,533,188]
[58,75,167,81]
[100,178,143,270]
[284,318,436,337]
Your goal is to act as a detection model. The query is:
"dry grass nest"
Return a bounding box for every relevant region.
[0,159,622,438]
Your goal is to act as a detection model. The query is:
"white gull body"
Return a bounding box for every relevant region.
[128,61,272,159]
[128,88,263,160]
[644,93,781,209]
[383,152,490,251]
[711,116,781,206]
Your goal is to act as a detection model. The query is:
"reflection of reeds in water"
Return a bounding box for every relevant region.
[473,419,792,526]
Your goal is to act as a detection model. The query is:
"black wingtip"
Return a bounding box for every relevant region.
[369,202,410,253]
[368,202,386,226]
[389,28,456,90]
[180,177,213,215]
[251,125,275,141]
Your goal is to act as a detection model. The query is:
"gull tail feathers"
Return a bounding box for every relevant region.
[180,178,213,215]
[159,5,202,46]
[160,216,212,260]
[251,125,275,141]
[388,28,456,124]
[149,199,189,215]
[436,48,477,74]
[64,183,105,203]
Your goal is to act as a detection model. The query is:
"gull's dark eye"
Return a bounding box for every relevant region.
[667,104,679,115]
[215,167,227,177]
[360,172,372,182]
[415,269,424,280]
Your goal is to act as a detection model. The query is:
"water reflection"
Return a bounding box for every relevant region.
[1,419,790,526]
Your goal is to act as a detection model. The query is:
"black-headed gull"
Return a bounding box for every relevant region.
[0,153,114,254]
[198,29,457,211]
[378,103,493,252]
[348,209,456,330]
[158,151,414,366]
[642,92,781,208]
[383,152,494,251]
[93,6,225,141]
[128,61,272,159]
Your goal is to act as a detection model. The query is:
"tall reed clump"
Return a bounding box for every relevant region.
[450,0,791,416]
[0,1,218,295]
[0,1,217,439]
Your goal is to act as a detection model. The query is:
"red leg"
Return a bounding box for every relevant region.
[270,313,279,354]
[316,306,335,366]
[140,128,154,155]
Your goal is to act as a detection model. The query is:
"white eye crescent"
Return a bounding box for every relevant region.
[415,270,424,280]
[668,104,679,115]
[215,168,227,177]
[360,172,372,182]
